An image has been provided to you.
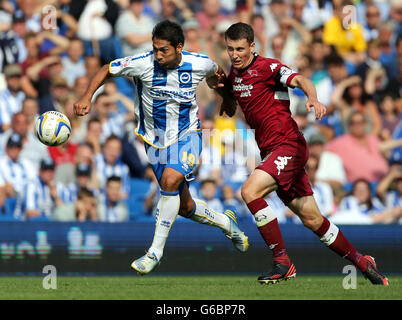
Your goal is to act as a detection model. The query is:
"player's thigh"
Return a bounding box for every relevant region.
[287,195,324,231]
[241,169,278,203]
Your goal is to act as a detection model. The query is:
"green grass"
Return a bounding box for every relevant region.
[0,275,400,300]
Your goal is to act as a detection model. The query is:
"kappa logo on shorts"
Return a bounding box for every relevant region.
[274,156,292,176]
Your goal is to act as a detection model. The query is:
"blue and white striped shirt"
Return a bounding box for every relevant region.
[94,154,130,195]
[109,50,218,148]
[18,178,67,220]
[0,89,25,128]
[0,155,37,196]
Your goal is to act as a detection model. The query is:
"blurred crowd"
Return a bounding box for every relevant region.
[0,0,401,224]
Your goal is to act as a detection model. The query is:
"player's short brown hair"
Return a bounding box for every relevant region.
[224,22,254,44]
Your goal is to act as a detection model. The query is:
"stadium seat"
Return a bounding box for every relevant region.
[128,178,151,220]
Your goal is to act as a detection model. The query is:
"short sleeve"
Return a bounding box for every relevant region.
[202,57,218,78]
[269,60,299,87]
[109,52,151,78]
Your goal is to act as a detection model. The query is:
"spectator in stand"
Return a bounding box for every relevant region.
[73,0,119,64]
[0,111,49,169]
[19,158,66,221]
[196,0,227,35]
[20,31,69,113]
[364,65,400,107]
[84,55,102,81]
[61,95,87,144]
[21,96,39,132]
[379,94,402,141]
[49,74,71,112]
[73,75,90,100]
[305,154,335,216]
[198,176,223,213]
[64,162,99,203]
[308,133,347,190]
[92,92,131,144]
[275,15,312,67]
[98,176,129,222]
[325,111,400,183]
[285,154,335,223]
[94,134,130,199]
[323,0,367,65]
[221,183,247,219]
[0,64,26,132]
[330,75,381,136]
[355,39,383,82]
[0,133,37,211]
[85,117,102,154]
[48,139,78,167]
[376,162,402,210]
[331,178,402,224]
[52,187,98,222]
[315,54,350,138]
[115,0,154,57]
[260,0,288,40]
[363,3,382,41]
[61,37,86,87]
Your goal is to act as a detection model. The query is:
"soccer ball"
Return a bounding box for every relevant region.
[35,111,71,146]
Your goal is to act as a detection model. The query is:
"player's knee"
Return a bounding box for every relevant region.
[241,184,258,203]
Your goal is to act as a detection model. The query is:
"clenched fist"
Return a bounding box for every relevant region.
[74,96,92,116]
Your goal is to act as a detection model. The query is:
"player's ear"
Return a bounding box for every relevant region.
[250,41,256,54]
[176,43,183,54]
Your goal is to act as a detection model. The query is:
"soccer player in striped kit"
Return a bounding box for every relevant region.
[74,20,249,275]
[219,22,388,285]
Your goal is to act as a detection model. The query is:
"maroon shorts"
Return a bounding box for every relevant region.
[257,135,313,205]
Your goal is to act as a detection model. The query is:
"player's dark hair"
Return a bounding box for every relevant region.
[152,20,185,48]
[224,22,254,44]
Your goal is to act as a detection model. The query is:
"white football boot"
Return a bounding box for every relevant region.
[131,251,160,275]
[223,209,249,252]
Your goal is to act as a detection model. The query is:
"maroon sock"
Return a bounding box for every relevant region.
[247,198,290,266]
[314,217,367,272]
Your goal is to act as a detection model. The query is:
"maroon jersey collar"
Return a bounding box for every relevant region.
[236,53,258,73]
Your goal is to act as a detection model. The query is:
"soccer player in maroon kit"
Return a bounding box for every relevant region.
[218,22,388,285]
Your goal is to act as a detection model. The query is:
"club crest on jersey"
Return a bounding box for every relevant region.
[121,57,131,67]
[248,69,258,77]
[179,72,191,84]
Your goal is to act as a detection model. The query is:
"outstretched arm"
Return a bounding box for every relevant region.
[74,64,111,116]
[289,75,326,120]
[206,66,238,117]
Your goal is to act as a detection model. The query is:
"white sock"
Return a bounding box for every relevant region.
[148,190,180,260]
[189,199,231,232]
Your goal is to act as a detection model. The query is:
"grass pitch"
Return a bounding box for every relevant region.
[0,275,400,300]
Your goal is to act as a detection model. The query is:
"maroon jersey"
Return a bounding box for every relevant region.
[228,55,301,158]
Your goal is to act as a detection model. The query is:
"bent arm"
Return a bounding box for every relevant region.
[289,75,326,120]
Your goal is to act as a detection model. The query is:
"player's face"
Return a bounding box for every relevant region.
[153,38,183,69]
[226,38,255,70]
